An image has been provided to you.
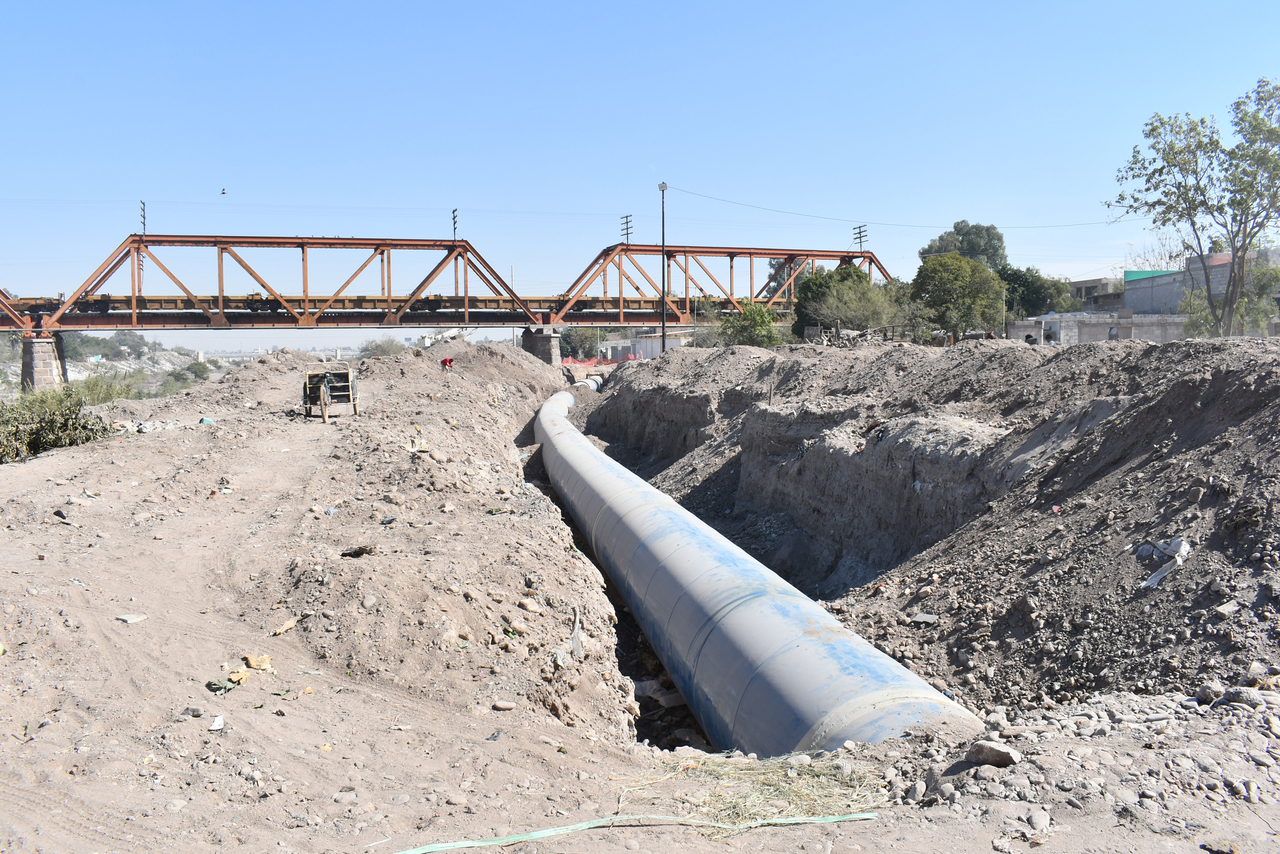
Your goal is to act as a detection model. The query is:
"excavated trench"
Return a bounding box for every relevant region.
[573,340,1280,708]
[578,346,1037,595]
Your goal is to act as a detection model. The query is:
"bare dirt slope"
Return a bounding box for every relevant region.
[0,343,655,854]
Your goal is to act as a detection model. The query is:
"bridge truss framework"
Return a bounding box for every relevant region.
[0,234,892,334]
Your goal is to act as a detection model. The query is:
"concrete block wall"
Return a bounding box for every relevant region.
[1124,264,1231,315]
[1008,315,1186,347]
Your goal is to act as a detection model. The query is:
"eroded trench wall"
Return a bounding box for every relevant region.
[585,341,1242,594]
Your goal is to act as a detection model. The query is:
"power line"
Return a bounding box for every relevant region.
[666,185,1130,230]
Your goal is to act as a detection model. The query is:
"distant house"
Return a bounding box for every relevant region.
[601,329,692,360]
[1008,310,1184,346]
[1071,277,1125,311]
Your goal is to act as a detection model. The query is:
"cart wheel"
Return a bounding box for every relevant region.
[321,385,331,424]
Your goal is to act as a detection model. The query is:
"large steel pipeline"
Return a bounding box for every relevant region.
[535,391,982,757]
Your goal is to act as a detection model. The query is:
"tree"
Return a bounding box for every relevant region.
[1180,253,1280,336]
[996,264,1080,317]
[111,330,149,359]
[560,327,602,360]
[882,278,933,341]
[57,331,126,362]
[720,302,781,347]
[790,264,892,336]
[358,336,406,358]
[1124,232,1189,272]
[909,253,1004,337]
[1113,78,1280,336]
[560,326,628,359]
[918,221,1007,269]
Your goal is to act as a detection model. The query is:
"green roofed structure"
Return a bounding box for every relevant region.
[1123,270,1179,283]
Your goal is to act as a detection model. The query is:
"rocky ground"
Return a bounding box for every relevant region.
[0,337,1277,852]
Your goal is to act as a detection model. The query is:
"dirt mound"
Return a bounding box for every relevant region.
[273,344,635,734]
[0,341,650,852]
[588,339,1280,708]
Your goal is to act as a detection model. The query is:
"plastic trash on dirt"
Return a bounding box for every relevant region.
[1141,537,1191,589]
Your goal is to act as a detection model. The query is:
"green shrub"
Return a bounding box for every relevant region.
[0,386,112,464]
[358,336,406,358]
[77,374,138,405]
[720,303,781,347]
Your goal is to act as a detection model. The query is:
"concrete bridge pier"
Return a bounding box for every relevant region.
[521,327,562,367]
[21,335,68,392]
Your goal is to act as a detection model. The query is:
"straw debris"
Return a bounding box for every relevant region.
[622,751,886,838]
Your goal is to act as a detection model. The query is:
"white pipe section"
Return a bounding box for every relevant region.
[536,391,981,756]
[571,376,602,392]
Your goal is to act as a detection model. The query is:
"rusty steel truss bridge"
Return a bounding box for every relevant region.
[0,234,892,334]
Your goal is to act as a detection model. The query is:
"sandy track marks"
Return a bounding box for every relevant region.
[0,774,164,852]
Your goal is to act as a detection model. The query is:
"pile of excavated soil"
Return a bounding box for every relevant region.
[0,342,655,853]
[587,340,1280,710]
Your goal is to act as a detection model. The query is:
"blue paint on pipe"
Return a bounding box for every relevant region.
[535,391,980,756]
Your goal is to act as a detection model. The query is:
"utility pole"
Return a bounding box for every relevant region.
[659,183,667,353]
[452,209,458,242]
[139,200,146,288]
[852,224,867,252]
[621,214,633,245]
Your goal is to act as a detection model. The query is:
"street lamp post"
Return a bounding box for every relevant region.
[659,182,667,353]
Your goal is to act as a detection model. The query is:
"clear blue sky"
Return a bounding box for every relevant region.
[2,2,1277,348]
